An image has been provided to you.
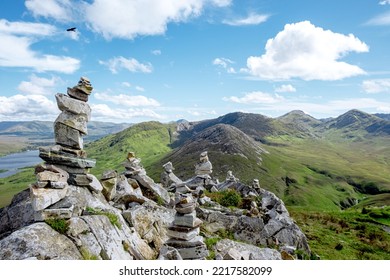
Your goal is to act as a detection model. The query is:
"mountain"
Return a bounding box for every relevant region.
[277,110,322,137]
[319,109,390,138]
[375,113,390,121]
[151,124,267,182]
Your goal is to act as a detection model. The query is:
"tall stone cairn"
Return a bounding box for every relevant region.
[165,193,209,259]
[30,77,98,221]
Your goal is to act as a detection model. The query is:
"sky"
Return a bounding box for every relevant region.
[1,0,390,123]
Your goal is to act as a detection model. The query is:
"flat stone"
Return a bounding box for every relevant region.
[177,244,208,260]
[66,87,89,102]
[30,184,70,211]
[101,170,117,180]
[174,212,202,228]
[101,177,117,201]
[43,145,87,158]
[34,181,49,188]
[36,170,67,183]
[166,236,205,248]
[34,205,74,221]
[223,248,243,260]
[56,93,91,119]
[87,174,103,193]
[166,226,200,241]
[175,203,196,214]
[69,174,92,186]
[39,147,96,168]
[55,164,89,174]
[54,121,83,149]
[49,181,68,189]
[55,110,88,135]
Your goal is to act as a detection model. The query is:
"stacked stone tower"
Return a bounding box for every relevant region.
[30,77,99,221]
[165,193,209,259]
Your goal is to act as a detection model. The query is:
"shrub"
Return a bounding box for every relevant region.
[219,189,242,208]
[45,218,69,235]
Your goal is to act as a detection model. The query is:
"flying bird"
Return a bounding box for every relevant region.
[66,27,76,32]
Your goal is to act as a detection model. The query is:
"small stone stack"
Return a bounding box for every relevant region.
[194,151,212,176]
[122,152,170,205]
[160,161,182,190]
[165,193,208,259]
[31,77,97,221]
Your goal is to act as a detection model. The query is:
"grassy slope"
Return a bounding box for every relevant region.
[86,121,176,179]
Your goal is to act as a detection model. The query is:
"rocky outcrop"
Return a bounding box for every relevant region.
[0,78,311,260]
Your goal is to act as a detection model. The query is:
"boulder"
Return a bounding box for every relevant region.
[30,184,70,211]
[0,222,82,260]
[214,239,282,260]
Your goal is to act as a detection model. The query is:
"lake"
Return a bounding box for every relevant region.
[0,150,42,178]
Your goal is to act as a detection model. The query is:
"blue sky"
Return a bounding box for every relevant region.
[1,0,390,123]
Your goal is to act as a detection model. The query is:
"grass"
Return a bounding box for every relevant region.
[85,207,122,229]
[0,167,35,208]
[290,208,390,260]
[45,218,69,235]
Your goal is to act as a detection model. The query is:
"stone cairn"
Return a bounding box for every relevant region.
[30,77,98,221]
[165,192,209,259]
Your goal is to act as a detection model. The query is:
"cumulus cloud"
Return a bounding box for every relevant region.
[94,92,160,107]
[99,57,153,74]
[0,94,57,121]
[213,57,236,73]
[362,79,390,93]
[25,0,76,22]
[0,19,80,73]
[91,103,164,122]
[223,91,284,104]
[275,84,296,93]
[244,21,369,81]
[379,0,390,5]
[209,0,232,7]
[17,74,61,95]
[223,13,270,26]
[135,86,145,92]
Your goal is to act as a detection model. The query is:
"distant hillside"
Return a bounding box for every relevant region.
[151,124,268,181]
[0,121,132,153]
[375,113,390,121]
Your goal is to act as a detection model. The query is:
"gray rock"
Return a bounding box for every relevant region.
[0,189,34,239]
[166,226,200,241]
[36,170,67,183]
[69,174,92,186]
[56,92,91,118]
[54,121,83,149]
[101,170,117,180]
[0,223,82,260]
[55,110,88,135]
[157,245,183,260]
[177,244,208,260]
[174,212,202,228]
[30,184,70,211]
[39,147,96,168]
[34,205,74,221]
[223,248,243,260]
[87,174,103,193]
[133,173,170,205]
[214,239,282,260]
[101,177,117,201]
[67,87,89,102]
[166,236,205,248]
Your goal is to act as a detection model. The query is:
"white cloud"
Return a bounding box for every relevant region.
[209,0,232,7]
[244,21,369,81]
[0,19,57,36]
[95,92,160,107]
[213,57,236,73]
[223,13,270,26]
[0,20,80,73]
[135,86,145,92]
[379,0,390,5]
[366,11,390,25]
[275,84,296,93]
[152,49,162,55]
[17,74,61,95]
[0,94,57,121]
[25,0,76,22]
[122,82,131,88]
[99,57,153,74]
[84,0,204,40]
[362,79,390,93]
[223,91,285,104]
[91,103,164,122]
